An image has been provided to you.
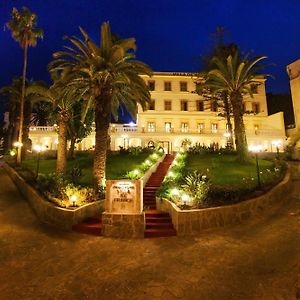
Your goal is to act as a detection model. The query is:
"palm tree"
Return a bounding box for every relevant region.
[49,22,152,186]
[203,51,267,162]
[27,81,80,174]
[6,7,43,164]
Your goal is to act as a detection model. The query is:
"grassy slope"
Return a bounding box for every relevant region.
[21,152,149,186]
[185,153,274,185]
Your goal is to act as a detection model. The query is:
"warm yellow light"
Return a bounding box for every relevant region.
[70,194,77,206]
[133,169,139,175]
[167,171,174,177]
[33,145,46,152]
[248,145,263,153]
[272,140,282,147]
[181,194,189,202]
[10,150,16,157]
[171,188,180,196]
[145,160,151,165]
[13,142,23,147]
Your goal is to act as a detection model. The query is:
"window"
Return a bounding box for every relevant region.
[211,101,218,112]
[181,100,188,111]
[196,100,204,111]
[211,123,218,133]
[180,81,188,91]
[250,84,258,94]
[197,123,204,133]
[165,122,172,133]
[148,80,155,91]
[149,99,155,110]
[164,81,172,91]
[181,122,189,133]
[254,124,259,135]
[147,122,155,132]
[252,102,260,113]
[164,100,172,111]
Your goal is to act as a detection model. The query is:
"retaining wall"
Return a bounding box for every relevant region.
[157,168,293,236]
[4,163,103,230]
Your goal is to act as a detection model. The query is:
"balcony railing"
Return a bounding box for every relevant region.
[29,125,284,137]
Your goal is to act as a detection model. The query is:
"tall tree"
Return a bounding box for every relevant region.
[6,7,43,164]
[49,22,152,186]
[202,51,267,162]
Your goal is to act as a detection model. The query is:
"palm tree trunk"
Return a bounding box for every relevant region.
[223,92,234,148]
[93,96,111,187]
[68,137,76,160]
[56,115,68,174]
[17,43,28,164]
[22,99,32,159]
[231,92,248,163]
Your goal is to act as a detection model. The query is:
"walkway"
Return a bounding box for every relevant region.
[1,164,300,299]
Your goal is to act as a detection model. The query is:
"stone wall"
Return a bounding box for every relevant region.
[157,168,293,236]
[4,163,103,230]
[102,212,144,238]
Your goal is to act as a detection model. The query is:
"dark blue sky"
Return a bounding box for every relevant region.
[1,0,300,94]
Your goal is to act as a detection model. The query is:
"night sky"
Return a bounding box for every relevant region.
[1,0,300,97]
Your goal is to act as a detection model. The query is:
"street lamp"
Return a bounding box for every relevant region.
[248,145,263,190]
[121,134,128,149]
[33,144,46,178]
[272,140,282,159]
[223,132,232,149]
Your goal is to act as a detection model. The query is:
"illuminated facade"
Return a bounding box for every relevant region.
[28,72,286,153]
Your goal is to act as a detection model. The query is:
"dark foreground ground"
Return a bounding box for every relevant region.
[1,164,300,300]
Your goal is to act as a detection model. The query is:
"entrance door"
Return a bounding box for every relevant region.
[158,141,171,154]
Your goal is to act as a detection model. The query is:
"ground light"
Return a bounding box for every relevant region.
[33,144,46,178]
[249,145,263,190]
[181,194,190,208]
[70,194,77,207]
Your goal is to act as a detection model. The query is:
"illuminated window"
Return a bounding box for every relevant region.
[148,80,155,91]
[197,123,204,133]
[181,122,189,133]
[196,100,204,111]
[164,100,172,110]
[181,100,188,111]
[252,102,260,113]
[180,81,188,91]
[147,122,155,132]
[211,123,218,133]
[149,99,155,110]
[164,81,172,91]
[254,124,259,135]
[165,122,172,133]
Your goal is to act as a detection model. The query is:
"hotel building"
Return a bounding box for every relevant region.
[28,72,286,153]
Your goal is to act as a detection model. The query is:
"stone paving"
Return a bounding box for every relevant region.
[1,165,300,299]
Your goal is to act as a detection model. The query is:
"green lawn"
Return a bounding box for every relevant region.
[21,151,150,186]
[185,153,274,185]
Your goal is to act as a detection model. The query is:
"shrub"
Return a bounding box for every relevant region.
[70,164,82,185]
[36,173,68,198]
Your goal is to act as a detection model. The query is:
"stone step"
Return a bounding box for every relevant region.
[144,228,177,238]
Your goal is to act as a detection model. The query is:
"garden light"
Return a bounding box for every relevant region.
[171,188,180,196]
[33,144,46,178]
[9,149,16,157]
[152,153,158,159]
[145,160,151,165]
[70,194,77,206]
[181,194,189,204]
[133,169,139,175]
[248,144,262,190]
[167,171,174,177]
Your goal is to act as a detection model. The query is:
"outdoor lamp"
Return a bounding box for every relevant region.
[33,144,46,178]
[13,141,23,148]
[181,194,189,206]
[248,145,263,189]
[133,169,139,175]
[9,149,16,157]
[70,194,77,206]
[272,140,282,159]
[171,188,180,197]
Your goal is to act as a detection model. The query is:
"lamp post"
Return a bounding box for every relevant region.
[249,145,263,190]
[272,140,281,160]
[223,132,231,149]
[33,144,45,178]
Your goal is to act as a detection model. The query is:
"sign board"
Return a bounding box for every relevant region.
[105,180,143,214]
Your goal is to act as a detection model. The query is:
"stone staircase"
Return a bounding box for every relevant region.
[144,154,177,238]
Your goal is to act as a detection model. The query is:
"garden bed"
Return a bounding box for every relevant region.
[3,163,104,230]
[156,166,292,236]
